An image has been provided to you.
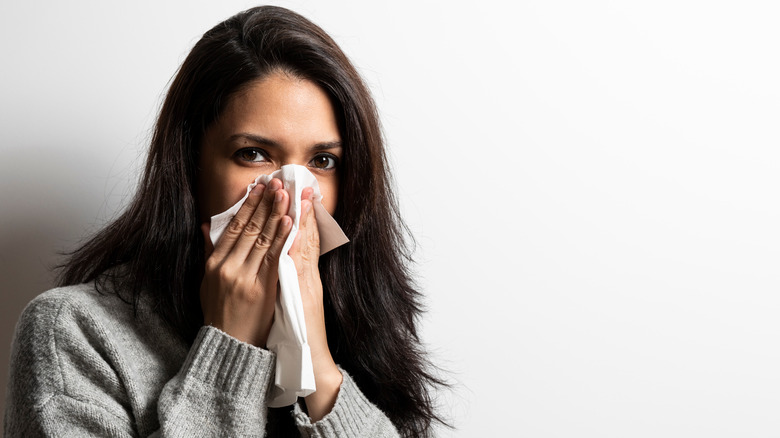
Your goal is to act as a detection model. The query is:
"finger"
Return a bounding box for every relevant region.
[289,199,319,260]
[302,199,320,248]
[255,214,293,279]
[210,183,266,260]
[301,187,314,203]
[201,222,214,260]
[288,219,302,259]
[232,178,289,264]
[288,199,308,256]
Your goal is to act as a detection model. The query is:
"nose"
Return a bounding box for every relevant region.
[279,156,309,169]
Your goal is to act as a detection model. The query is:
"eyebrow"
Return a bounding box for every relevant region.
[229,133,342,152]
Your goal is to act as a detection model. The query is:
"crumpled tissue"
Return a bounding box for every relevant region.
[209,164,349,407]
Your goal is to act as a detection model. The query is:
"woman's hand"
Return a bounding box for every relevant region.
[290,187,343,421]
[200,178,293,347]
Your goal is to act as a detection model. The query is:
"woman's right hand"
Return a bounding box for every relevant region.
[199,178,293,347]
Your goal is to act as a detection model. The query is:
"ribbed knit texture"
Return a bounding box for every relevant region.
[293,372,400,438]
[3,284,399,437]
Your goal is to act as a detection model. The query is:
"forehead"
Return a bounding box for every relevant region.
[217,73,340,141]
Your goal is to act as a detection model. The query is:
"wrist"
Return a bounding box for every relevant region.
[314,362,342,389]
[304,362,342,422]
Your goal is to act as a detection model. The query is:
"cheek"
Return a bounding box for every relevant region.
[318,178,338,216]
[199,168,257,220]
[215,180,253,215]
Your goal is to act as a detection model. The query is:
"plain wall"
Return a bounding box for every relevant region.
[2,1,779,436]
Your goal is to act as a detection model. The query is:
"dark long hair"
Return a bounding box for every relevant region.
[59,6,446,437]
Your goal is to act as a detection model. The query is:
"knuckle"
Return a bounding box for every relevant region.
[216,264,235,281]
[226,217,247,236]
[229,275,263,303]
[204,258,220,273]
[231,274,250,291]
[254,235,272,251]
[243,221,261,236]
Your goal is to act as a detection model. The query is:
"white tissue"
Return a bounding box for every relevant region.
[209,164,349,407]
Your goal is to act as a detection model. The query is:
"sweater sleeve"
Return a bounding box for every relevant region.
[292,369,400,438]
[4,287,401,437]
[3,290,276,437]
[151,326,276,436]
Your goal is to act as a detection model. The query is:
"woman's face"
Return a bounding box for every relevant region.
[198,72,342,222]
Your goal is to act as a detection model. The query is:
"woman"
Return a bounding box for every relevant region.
[5,6,445,437]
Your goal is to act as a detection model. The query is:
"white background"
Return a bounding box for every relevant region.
[2,1,779,436]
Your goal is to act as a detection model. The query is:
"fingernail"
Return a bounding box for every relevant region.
[302,201,311,215]
[275,190,284,203]
[250,184,265,195]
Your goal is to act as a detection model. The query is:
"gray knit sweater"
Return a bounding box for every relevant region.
[4,283,399,437]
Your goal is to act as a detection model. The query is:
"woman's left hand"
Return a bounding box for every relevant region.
[289,187,343,421]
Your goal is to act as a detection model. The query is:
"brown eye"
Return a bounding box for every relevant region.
[310,154,337,170]
[236,148,267,162]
